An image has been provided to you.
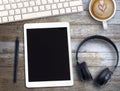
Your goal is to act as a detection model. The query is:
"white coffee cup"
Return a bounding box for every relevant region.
[89,0,116,30]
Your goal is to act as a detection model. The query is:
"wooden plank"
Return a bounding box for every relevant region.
[0,68,120,91]
[70,25,120,38]
[0,11,119,27]
[0,40,120,67]
[71,39,120,52]
[22,11,120,24]
[0,80,34,91]
[0,52,120,67]
[0,42,23,53]
[73,67,120,81]
[0,40,120,53]
[24,11,120,24]
[0,34,120,53]
[0,67,24,80]
[0,26,23,42]
[0,54,24,67]
[0,80,120,91]
[0,24,120,42]
[0,66,120,82]
[72,53,120,67]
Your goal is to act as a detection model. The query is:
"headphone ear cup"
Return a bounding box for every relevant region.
[77,62,93,81]
[95,68,112,86]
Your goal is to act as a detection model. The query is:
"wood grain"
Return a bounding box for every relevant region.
[0,0,120,91]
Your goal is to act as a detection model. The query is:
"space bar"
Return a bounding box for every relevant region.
[22,11,52,19]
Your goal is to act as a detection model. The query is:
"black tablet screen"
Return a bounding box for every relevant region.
[27,28,70,82]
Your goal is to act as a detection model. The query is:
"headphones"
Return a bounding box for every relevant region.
[76,35,119,87]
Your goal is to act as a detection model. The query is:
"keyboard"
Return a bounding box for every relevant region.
[0,0,83,24]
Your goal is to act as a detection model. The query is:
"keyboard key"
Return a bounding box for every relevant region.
[64,2,69,7]
[72,7,77,10]
[54,0,59,3]
[22,11,52,19]
[0,5,4,10]
[52,10,59,15]
[60,9,65,14]
[36,0,41,5]
[0,1,2,4]
[45,5,51,10]
[22,8,27,13]
[72,7,77,12]
[0,11,8,17]
[30,1,35,6]
[24,2,29,7]
[48,0,53,4]
[16,0,21,2]
[15,15,22,20]
[3,0,9,4]
[58,3,63,8]
[11,4,17,9]
[8,16,14,21]
[21,0,26,1]
[2,17,8,22]
[78,6,83,11]
[40,6,45,11]
[52,4,57,9]
[70,1,82,6]
[27,7,33,13]
[9,10,14,15]
[17,3,23,8]
[66,8,71,13]
[41,0,47,4]
[9,0,15,3]
[15,9,21,14]
[60,0,65,2]
[33,6,39,12]
[5,4,11,10]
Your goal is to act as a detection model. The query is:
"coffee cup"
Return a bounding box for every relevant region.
[89,0,116,30]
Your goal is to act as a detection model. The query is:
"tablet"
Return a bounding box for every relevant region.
[24,22,73,88]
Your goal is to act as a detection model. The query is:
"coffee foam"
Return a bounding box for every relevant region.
[91,0,114,20]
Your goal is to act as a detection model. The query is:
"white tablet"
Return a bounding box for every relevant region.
[24,22,73,88]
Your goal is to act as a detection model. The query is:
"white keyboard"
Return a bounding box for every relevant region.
[0,0,83,24]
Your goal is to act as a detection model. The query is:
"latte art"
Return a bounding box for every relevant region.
[91,0,114,20]
[98,3,107,13]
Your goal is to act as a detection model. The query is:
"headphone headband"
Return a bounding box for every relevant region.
[76,35,119,72]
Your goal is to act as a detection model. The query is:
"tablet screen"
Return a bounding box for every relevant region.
[27,28,70,82]
[24,23,73,88]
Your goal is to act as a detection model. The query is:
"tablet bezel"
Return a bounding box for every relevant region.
[24,22,73,88]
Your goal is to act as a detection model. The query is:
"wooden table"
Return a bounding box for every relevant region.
[0,0,120,91]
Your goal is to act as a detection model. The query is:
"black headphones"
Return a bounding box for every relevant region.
[76,35,119,87]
